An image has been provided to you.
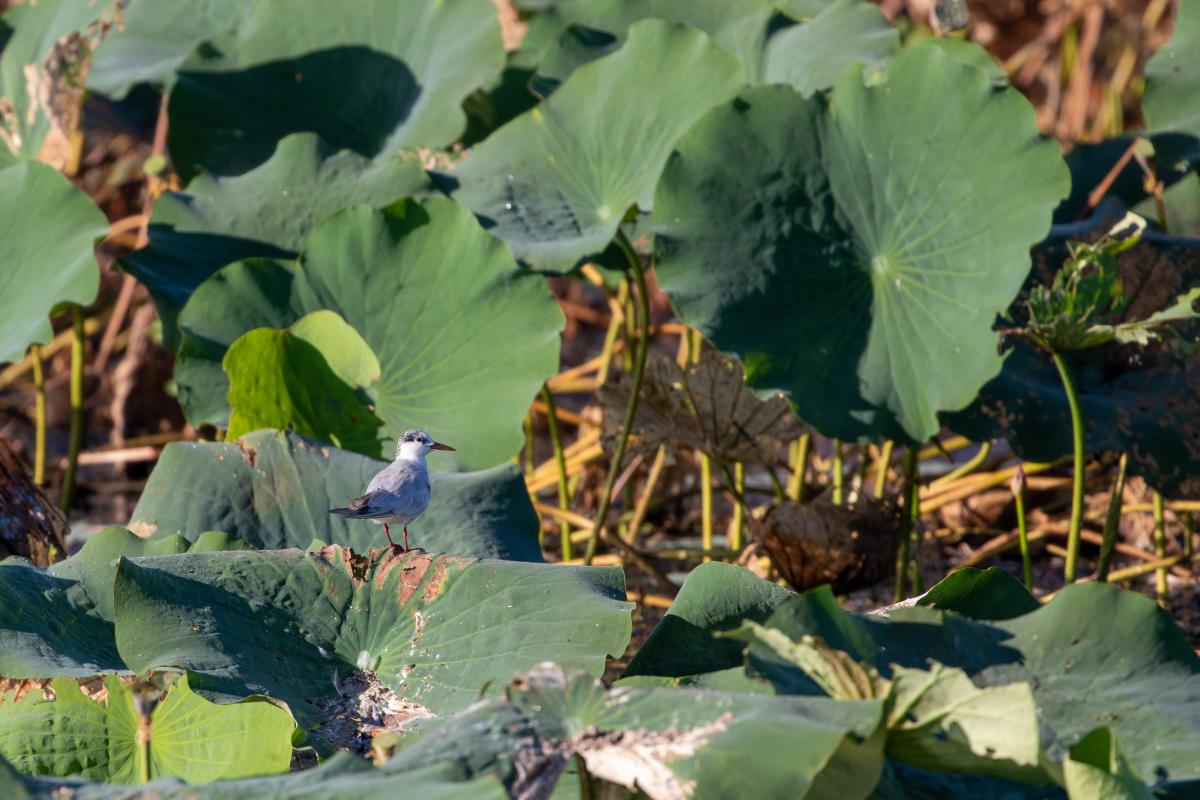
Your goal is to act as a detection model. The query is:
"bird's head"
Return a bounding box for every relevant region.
[395,429,456,461]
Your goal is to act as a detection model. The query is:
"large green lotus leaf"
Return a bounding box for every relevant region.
[529,0,780,92]
[120,133,429,348]
[653,44,1069,442]
[165,0,503,180]
[112,547,633,749]
[224,310,384,458]
[762,0,899,96]
[402,663,886,799]
[622,562,795,678]
[0,0,119,164]
[453,20,745,273]
[8,756,505,800]
[751,583,1200,792]
[0,162,107,364]
[914,567,1039,621]
[85,0,248,99]
[1143,0,1200,167]
[1062,728,1155,800]
[734,620,1048,784]
[0,675,293,784]
[944,222,1200,495]
[173,199,562,469]
[0,527,248,678]
[129,430,544,562]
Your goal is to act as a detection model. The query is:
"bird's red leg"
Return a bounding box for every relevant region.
[402,526,409,552]
[384,523,397,548]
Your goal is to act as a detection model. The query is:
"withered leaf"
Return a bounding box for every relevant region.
[599,346,806,463]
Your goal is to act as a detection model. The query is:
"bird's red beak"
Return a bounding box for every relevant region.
[430,442,456,452]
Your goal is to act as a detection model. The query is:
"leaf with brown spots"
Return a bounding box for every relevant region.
[113,545,632,752]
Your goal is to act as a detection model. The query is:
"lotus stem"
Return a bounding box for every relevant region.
[1184,513,1195,559]
[541,385,573,560]
[597,279,627,383]
[929,440,992,488]
[1011,466,1033,590]
[59,306,85,512]
[523,411,535,477]
[765,459,786,502]
[729,462,745,552]
[831,439,844,505]
[1153,491,1168,608]
[1052,351,1087,583]
[874,440,894,499]
[30,344,46,486]
[584,232,650,565]
[576,754,595,800]
[700,453,714,562]
[1096,453,1128,582]
[894,446,920,601]
[787,433,810,502]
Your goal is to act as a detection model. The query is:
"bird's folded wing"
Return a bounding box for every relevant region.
[329,493,392,518]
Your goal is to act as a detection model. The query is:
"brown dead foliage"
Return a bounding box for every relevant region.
[315,668,433,756]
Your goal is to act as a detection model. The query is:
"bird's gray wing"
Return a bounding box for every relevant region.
[329,490,394,518]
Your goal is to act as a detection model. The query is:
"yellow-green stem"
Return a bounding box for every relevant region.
[597,280,627,383]
[873,440,894,500]
[523,411,535,477]
[831,440,844,505]
[700,454,713,562]
[584,233,650,564]
[30,344,46,486]
[729,462,745,551]
[787,434,810,502]
[930,441,992,487]
[1096,453,1128,582]
[1184,513,1195,559]
[541,385,572,560]
[1052,351,1087,583]
[894,446,920,602]
[1153,491,1168,608]
[1012,466,1033,590]
[59,307,85,512]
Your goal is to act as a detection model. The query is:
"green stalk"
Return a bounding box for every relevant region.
[894,446,920,601]
[584,232,650,565]
[1011,466,1033,590]
[787,434,810,502]
[1096,453,1128,582]
[59,306,85,512]
[596,280,627,383]
[931,441,992,487]
[575,754,595,800]
[765,460,786,502]
[1153,491,1168,608]
[30,344,46,486]
[522,411,535,477]
[1184,513,1195,559]
[873,440,894,500]
[541,385,573,560]
[729,462,745,552]
[1052,351,1087,583]
[831,439,844,505]
[700,454,714,561]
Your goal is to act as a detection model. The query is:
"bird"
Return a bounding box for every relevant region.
[329,429,455,551]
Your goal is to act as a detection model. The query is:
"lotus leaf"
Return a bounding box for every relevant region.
[129,430,544,561]
[1143,0,1200,167]
[165,0,504,180]
[3,754,506,800]
[454,19,745,272]
[1062,728,1155,800]
[173,199,562,469]
[0,0,117,165]
[913,567,1039,620]
[749,583,1200,793]
[113,547,633,750]
[175,195,561,470]
[0,162,107,364]
[224,310,384,457]
[0,675,293,784]
[120,133,429,348]
[653,43,1069,442]
[762,0,899,96]
[0,527,248,678]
